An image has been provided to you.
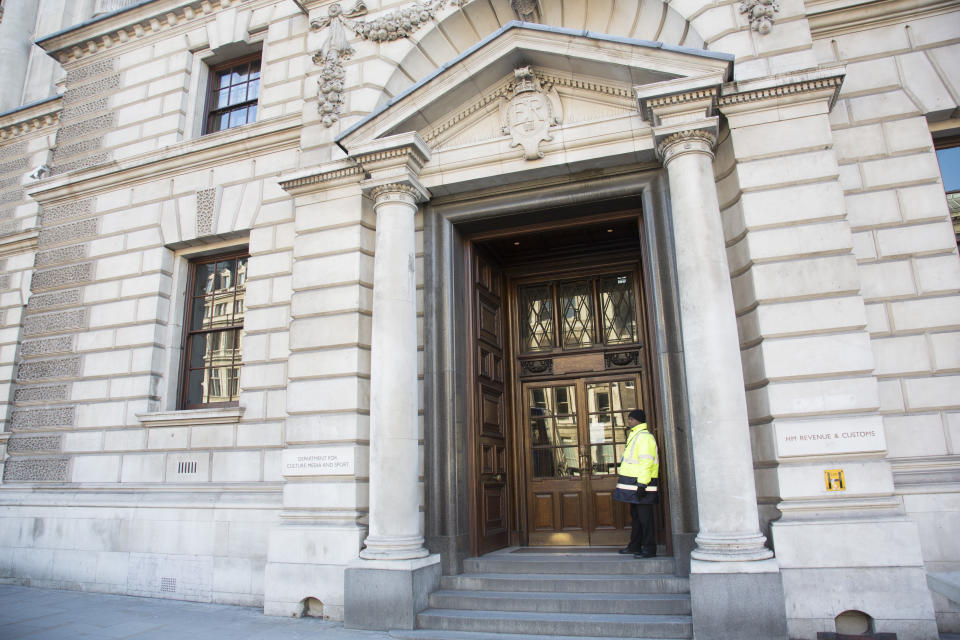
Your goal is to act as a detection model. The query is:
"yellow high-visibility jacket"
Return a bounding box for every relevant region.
[618,423,658,485]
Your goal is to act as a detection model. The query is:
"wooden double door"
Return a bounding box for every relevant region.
[470,238,656,552]
[524,376,641,546]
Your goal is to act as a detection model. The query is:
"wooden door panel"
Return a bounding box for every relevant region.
[474,250,510,555]
[591,489,617,530]
[481,389,504,437]
[532,492,554,531]
[559,492,585,530]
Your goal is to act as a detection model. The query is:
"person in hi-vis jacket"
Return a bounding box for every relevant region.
[612,409,659,558]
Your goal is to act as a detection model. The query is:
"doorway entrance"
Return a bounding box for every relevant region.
[466,213,668,553]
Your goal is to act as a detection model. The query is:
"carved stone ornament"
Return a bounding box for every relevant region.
[311,2,367,127]
[605,351,639,368]
[520,359,553,376]
[511,0,542,22]
[311,0,465,127]
[740,0,780,34]
[499,67,563,160]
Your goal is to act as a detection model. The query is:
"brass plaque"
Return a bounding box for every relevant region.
[553,353,605,375]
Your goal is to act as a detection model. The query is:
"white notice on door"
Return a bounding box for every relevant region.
[589,422,606,444]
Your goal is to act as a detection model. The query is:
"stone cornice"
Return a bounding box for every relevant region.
[807,0,958,38]
[0,98,62,142]
[0,229,40,259]
[720,73,845,111]
[278,162,366,193]
[34,0,272,65]
[137,405,244,427]
[26,113,301,205]
[638,85,721,124]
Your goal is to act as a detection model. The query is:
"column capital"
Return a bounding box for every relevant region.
[655,125,718,165]
[366,179,430,205]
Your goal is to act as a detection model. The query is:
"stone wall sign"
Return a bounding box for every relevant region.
[282,447,356,476]
[776,420,886,458]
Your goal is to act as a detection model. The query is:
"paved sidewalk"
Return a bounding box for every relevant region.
[0,584,395,639]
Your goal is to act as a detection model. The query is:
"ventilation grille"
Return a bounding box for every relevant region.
[177,461,197,475]
[160,577,176,593]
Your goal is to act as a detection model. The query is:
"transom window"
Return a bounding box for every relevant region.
[205,55,260,134]
[181,252,247,408]
[518,273,639,353]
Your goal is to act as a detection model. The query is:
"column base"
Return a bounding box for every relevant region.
[690,558,787,640]
[690,532,774,561]
[359,534,429,560]
[344,554,441,630]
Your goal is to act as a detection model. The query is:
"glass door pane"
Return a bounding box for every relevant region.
[528,384,579,478]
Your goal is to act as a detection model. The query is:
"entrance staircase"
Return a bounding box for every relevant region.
[389,547,692,640]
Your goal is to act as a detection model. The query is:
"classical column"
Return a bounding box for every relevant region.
[658,128,772,562]
[361,182,429,560]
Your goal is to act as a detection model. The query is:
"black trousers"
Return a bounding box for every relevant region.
[628,502,655,551]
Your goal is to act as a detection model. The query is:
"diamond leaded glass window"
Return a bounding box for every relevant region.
[600,274,638,345]
[518,273,639,353]
[519,284,554,352]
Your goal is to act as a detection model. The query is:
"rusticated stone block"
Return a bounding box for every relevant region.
[56,114,116,144]
[41,199,93,225]
[66,59,116,85]
[7,435,63,453]
[35,244,89,268]
[20,336,74,358]
[3,457,70,482]
[0,220,20,236]
[27,288,82,311]
[52,153,111,176]
[30,263,93,291]
[0,175,19,190]
[0,156,28,176]
[11,406,75,430]
[0,189,22,205]
[0,274,10,290]
[14,384,70,403]
[62,75,120,106]
[23,309,87,335]
[16,356,81,380]
[62,98,110,123]
[0,142,27,162]
[53,137,104,161]
[39,218,98,247]
[197,188,215,235]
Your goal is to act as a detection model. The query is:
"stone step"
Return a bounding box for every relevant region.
[440,572,690,594]
[465,555,675,575]
[391,630,689,640]
[429,589,691,615]
[416,608,693,638]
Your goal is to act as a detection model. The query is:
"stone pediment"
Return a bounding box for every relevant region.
[336,21,733,159]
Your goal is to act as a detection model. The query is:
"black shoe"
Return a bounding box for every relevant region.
[618,547,636,554]
[634,550,656,558]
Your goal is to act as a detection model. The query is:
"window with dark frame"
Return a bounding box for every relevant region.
[934,136,960,247]
[204,54,261,134]
[181,252,248,408]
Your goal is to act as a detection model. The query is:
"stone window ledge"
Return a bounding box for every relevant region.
[137,406,244,428]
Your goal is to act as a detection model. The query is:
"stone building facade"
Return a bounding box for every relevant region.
[0,0,958,638]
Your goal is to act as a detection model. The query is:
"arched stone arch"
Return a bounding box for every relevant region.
[352,0,714,116]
